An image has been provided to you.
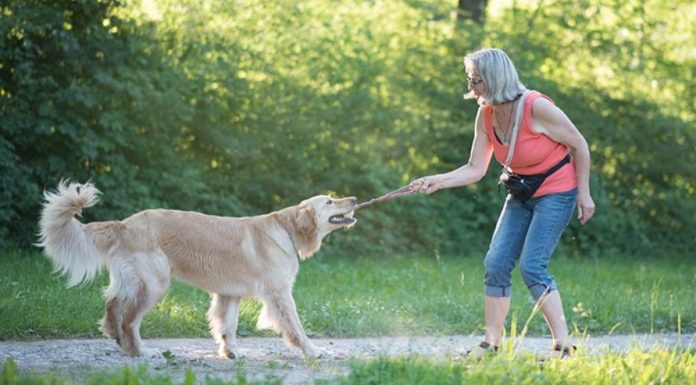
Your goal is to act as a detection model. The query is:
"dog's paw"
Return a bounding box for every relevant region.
[219,346,241,360]
[303,346,329,360]
[121,345,161,359]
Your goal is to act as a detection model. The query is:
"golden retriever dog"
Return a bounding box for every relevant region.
[38,181,357,359]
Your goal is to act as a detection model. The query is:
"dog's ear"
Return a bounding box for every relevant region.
[274,205,320,259]
[293,205,320,259]
[295,206,318,241]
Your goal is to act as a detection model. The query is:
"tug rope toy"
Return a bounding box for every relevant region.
[355,185,415,210]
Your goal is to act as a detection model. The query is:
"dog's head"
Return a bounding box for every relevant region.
[277,195,357,260]
[299,194,358,232]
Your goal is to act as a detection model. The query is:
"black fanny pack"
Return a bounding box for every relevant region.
[499,154,571,202]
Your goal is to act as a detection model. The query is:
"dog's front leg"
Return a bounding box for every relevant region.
[207,294,242,359]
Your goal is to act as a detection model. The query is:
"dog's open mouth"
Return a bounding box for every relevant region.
[329,211,356,225]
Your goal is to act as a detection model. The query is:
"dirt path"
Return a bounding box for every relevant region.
[1,334,692,384]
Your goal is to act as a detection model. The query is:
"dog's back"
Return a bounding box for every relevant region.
[108,208,300,295]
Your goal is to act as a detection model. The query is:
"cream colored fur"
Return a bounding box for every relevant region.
[38,180,357,359]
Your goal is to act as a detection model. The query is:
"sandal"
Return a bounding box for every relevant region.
[462,341,499,359]
[548,344,577,359]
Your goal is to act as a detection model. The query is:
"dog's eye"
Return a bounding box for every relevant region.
[326,200,333,205]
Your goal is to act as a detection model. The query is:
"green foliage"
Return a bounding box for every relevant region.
[0,0,693,255]
[483,0,696,256]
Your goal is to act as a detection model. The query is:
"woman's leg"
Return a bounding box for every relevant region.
[519,189,577,348]
[482,197,532,346]
[539,290,570,347]
[484,296,510,346]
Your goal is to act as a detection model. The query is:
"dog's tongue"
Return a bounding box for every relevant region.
[329,215,356,225]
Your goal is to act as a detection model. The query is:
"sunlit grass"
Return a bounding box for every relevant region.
[327,348,696,385]
[1,250,693,340]
[2,348,695,385]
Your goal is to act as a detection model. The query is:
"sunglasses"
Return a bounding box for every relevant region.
[467,76,484,86]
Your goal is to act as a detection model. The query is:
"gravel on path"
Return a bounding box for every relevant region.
[1,334,693,384]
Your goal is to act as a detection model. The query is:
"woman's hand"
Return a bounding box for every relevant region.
[577,193,595,225]
[409,176,442,195]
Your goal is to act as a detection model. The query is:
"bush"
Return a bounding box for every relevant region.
[1,0,693,256]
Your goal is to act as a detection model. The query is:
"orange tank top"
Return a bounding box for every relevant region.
[484,91,577,198]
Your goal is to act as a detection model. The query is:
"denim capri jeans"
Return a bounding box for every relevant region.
[484,189,577,300]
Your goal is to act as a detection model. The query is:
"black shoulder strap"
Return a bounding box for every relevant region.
[542,154,571,177]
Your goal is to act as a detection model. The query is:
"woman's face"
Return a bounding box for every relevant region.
[467,72,485,97]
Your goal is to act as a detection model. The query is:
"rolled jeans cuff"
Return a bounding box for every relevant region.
[528,282,557,300]
[485,285,511,298]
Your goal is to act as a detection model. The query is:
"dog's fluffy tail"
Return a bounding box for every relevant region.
[37,180,105,287]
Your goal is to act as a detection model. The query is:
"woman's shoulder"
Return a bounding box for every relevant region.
[527,90,553,104]
[529,92,562,123]
[528,91,555,112]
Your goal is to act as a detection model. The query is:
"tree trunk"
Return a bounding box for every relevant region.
[457,0,488,24]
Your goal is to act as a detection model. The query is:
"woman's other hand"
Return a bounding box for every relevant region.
[577,193,595,225]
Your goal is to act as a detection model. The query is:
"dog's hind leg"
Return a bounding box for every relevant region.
[256,301,282,334]
[100,266,129,347]
[262,290,323,358]
[207,294,242,359]
[118,253,170,357]
[100,296,124,346]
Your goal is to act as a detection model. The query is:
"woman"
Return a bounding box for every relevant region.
[409,48,595,358]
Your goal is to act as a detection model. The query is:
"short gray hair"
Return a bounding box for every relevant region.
[464,48,526,105]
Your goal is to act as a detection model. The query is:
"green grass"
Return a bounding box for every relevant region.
[1,250,694,340]
[0,360,283,385]
[1,250,695,384]
[327,349,696,385]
